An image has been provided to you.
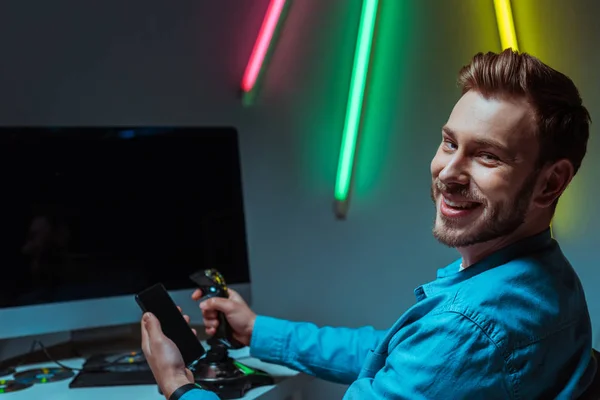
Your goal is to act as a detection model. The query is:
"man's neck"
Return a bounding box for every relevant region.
[457,223,550,268]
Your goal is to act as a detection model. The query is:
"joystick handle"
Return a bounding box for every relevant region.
[189,269,244,349]
[215,311,235,345]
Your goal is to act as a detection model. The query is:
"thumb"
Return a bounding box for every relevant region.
[143,312,162,338]
[201,297,236,314]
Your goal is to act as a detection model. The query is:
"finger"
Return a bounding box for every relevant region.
[202,309,218,320]
[228,288,243,302]
[200,297,236,314]
[192,328,197,336]
[183,314,190,324]
[177,306,182,313]
[191,289,203,301]
[203,318,217,329]
[185,368,194,382]
[141,315,152,356]
[204,320,219,329]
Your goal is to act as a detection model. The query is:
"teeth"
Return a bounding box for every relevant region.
[444,198,477,209]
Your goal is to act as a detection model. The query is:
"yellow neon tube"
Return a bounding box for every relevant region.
[493,0,518,50]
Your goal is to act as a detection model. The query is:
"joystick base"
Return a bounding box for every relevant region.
[193,346,274,399]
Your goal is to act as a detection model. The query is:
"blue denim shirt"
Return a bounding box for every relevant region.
[182,229,596,399]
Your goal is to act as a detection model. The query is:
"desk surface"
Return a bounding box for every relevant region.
[2,347,312,400]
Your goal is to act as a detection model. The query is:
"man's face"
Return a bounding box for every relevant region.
[430,90,540,248]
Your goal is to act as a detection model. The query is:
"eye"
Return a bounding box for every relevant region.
[442,139,457,151]
[479,152,500,163]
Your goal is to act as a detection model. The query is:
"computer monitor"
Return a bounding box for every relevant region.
[0,127,252,340]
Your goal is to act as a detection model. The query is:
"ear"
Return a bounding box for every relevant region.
[532,159,574,209]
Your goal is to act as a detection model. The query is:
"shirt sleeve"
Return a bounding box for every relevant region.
[249,315,388,385]
[344,311,513,399]
[179,388,220,400]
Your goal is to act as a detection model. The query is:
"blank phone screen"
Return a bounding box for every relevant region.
[136,283,205,367]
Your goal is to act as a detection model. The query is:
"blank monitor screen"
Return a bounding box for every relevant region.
[0,127,250,309]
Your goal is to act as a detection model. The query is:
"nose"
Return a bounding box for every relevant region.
[438,154,470,186]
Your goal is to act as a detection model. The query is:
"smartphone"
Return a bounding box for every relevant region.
[135,283,205,368]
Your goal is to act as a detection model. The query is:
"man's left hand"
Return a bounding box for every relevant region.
[141,312,195,399]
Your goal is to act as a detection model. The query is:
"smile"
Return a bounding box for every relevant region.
[440,196,482,218]
[443,198,479,210]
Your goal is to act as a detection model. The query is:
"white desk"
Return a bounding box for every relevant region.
[3,348,313,400]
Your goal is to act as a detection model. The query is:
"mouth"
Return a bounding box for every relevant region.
[439,195,482,218]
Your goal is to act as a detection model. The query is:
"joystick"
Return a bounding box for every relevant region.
[189,269,274,399]
[189,269,244,350]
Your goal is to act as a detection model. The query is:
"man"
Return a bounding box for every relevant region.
[141,49,596,399]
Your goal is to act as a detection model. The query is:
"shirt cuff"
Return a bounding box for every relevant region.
[249,315,290,364]
[180,388,217,400]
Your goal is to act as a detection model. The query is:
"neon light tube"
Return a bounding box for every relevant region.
[334,0,379,215]
[241,0,288,93]
[493,0,518,50]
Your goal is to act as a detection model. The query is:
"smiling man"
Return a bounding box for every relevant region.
[430,58,586,265]
[142,49,596,399]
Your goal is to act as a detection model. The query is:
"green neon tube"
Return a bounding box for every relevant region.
[334,0,379,206]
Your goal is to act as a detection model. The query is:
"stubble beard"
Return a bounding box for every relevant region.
[430,173,538,248]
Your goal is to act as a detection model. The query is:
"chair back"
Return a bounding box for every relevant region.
[579,349,600,400]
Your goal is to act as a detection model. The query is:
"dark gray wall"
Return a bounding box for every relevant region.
[1,0,598,397]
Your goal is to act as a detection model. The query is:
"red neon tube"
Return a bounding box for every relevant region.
[241,0,287,93]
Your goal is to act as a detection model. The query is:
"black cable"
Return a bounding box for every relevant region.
[10,340,39,369]
[24,340,143,372]
[32,340,84,371]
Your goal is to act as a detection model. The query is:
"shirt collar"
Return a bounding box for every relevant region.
[417,228,553,299]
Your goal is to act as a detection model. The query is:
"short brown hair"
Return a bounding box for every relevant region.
[457,49,591,175]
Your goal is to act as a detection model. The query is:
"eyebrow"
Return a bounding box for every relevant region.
[442,125,517,160]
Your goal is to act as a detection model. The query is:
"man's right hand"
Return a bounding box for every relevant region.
[191,288,256,347]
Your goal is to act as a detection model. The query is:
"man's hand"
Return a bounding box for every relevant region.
[191,288,256,346]
[177,306,197,336]
[141,313,194,399]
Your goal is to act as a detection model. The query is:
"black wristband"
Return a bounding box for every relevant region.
[169,383,202,400]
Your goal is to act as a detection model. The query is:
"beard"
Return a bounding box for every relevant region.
[431,171,539,248]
